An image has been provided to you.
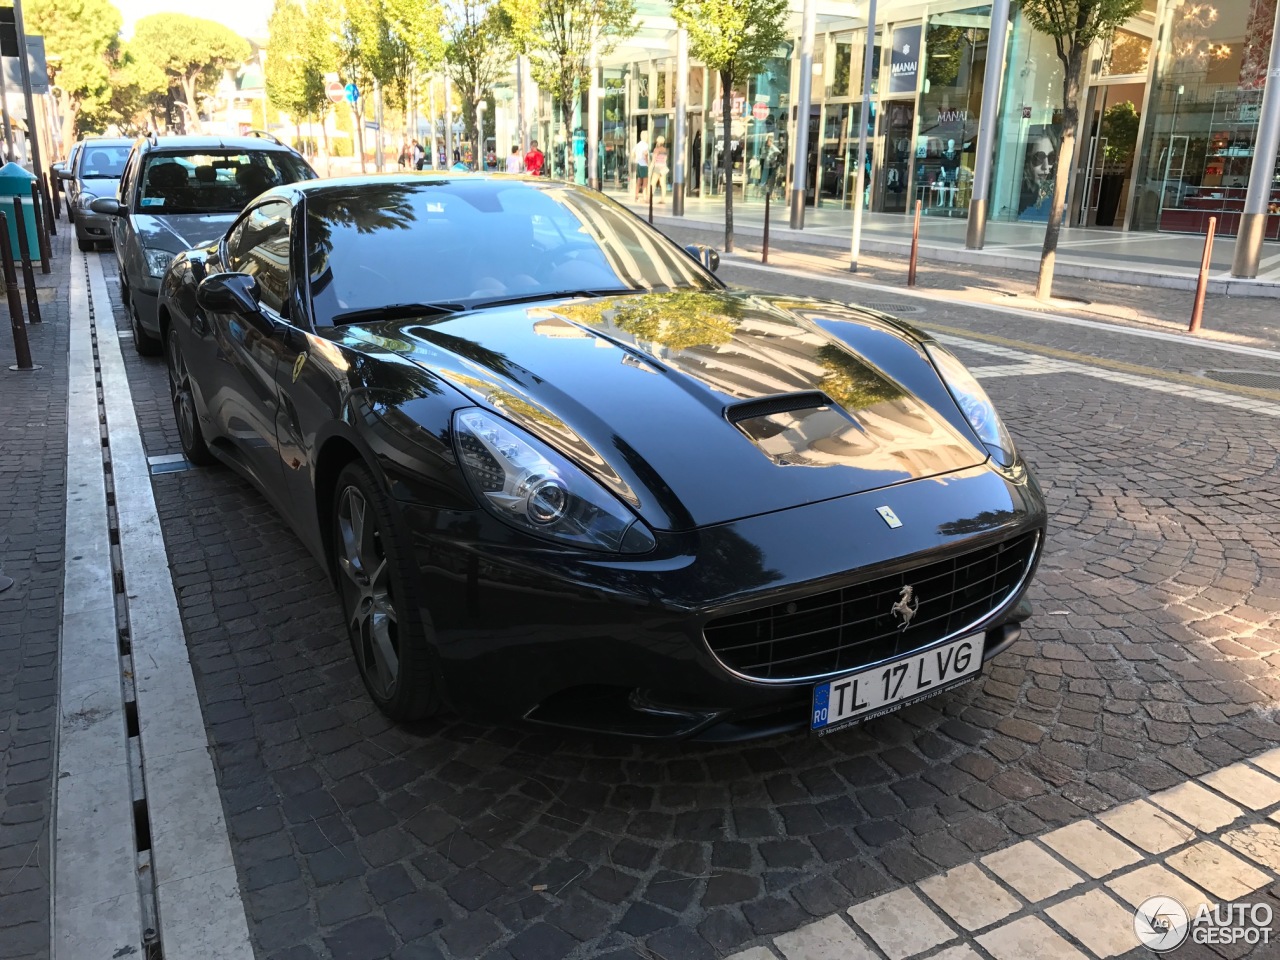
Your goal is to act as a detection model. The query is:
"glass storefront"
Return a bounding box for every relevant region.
[915,7,990,218]
[1132,0,1280,237]
[989,8,1065,223]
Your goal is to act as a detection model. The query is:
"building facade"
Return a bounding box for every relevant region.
[519,0,1278,244]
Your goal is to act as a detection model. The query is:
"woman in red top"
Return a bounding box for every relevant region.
[525,140,545,176]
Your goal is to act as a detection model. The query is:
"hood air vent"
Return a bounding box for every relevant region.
[726,391,832,423]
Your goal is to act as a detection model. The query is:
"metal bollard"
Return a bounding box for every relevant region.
[12,198,40,324]
[1189,216,1216,334]
[1,212,36,371]
[40,178,56,238]
[762,186,771,264]
[648,183,654,225]
[45,172,60,221]
[907,199,922,287]
[30,183,51,272]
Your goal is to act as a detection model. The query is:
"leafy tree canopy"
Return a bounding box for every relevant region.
[132,13,251,128]
[671,0,787,80]
[266,0,326,121]
[1020,0,1144,65]
[503,0,636,123]
[28,0,121,135]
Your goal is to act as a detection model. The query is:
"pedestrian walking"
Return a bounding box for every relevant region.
[398,140,409,169]
[505,145,523,174]
[525,140,545,177]
[651,136,669,203]
[412,140,425,170]
[633,134,650,201]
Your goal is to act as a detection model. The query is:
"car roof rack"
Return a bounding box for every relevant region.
[244,129,284,146]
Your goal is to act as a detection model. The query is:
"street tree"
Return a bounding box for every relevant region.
[444,0,512,164]
[27,0,121,138]
[1021,0,1143,299]
[80,46,167,134]
[132,13,251,134]
[503,0,636,180]
[672,0,788,252]
[266,0,328,146]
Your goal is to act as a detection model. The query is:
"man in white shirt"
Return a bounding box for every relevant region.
[633,135,650,200]
[505,146,523,174]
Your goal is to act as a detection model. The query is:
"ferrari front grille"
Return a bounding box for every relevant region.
[704,532,1039,683]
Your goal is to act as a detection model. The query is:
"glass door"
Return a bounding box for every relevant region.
[879,100,916,213]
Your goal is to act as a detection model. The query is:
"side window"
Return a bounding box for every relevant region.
[230,202,291,317]
[120,149,141,204]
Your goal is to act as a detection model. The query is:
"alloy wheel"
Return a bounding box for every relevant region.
[167,333,198,452]
[336,485,400,699]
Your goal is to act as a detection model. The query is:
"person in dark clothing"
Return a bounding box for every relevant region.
[691,131,702,194]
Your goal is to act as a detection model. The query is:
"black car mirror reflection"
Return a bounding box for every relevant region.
[89,197,125,217]
[197,272,261,317]
[684,244,720,273]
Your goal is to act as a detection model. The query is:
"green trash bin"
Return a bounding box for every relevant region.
[0,162,40,261]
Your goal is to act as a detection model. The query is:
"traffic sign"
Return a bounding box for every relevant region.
[752,101,769,121]
[325,81,345,105]
[344,83,359,104]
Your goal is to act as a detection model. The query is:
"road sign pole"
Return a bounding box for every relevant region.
[11,0,44,180]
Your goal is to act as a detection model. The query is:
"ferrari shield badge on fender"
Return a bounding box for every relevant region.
[292,353,307,383]
[876,505,902,528]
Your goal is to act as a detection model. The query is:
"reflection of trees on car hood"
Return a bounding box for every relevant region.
[555,292,742,351]
[816,343,907,413]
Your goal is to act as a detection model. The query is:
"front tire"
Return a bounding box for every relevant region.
[166,327,214,465]
[131,302,161,356]
[331,462,441,721]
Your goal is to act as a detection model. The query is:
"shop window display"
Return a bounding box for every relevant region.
[990,8,1064,222]
[1131,0,1279,237]
[916,6,990,218]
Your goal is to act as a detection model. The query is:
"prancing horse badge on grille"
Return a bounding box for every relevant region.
[877,506,902,528]
[891,585,919,629]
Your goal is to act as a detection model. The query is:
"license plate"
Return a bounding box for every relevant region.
[811,634,983,735]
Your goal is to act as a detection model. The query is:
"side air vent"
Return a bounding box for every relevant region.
[726,391,832,423]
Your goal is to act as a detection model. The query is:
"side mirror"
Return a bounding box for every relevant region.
[53,164,70,181]
[197,273,260,316]
[89,197,125,217]
[685,244,720,273]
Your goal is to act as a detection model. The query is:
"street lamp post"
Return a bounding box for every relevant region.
[476,100,487,170]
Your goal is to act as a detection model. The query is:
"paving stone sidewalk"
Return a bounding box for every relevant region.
[0,228,72,960]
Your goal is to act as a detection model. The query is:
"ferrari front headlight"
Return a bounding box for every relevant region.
[453,408,655,553]
[924,342,1018,469]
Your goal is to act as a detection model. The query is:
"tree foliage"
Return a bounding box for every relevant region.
[266,0,327,128]
[82,46,168,134]
[1020,0,1142,298]
[444,0,512,154]
[28,0,121,138]
[503,0,636,174]
[132,14,251,133]
[672,0,788,251]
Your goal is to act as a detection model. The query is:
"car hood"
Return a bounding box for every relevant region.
[77,176,121,196]
[130,212,237,253]
[361,290,989,531]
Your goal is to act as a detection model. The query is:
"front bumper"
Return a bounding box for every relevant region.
[75,212,113,243]
[401,462,1046,740]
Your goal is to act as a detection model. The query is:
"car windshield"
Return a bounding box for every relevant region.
[306,179,719,325]
[79,145,130,178]
[138,150,314,215]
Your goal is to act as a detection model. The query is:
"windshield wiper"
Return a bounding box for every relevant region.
[468,289,639,310]
[332,302,467,325]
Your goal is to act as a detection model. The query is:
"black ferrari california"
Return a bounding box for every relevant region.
[157,174,1046,741]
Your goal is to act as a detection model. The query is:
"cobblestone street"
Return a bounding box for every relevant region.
[9,230,1280,959]
[100,232,1280,960]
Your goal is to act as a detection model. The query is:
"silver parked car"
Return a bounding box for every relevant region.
[56,137,133,250]
[91,132,316,355]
